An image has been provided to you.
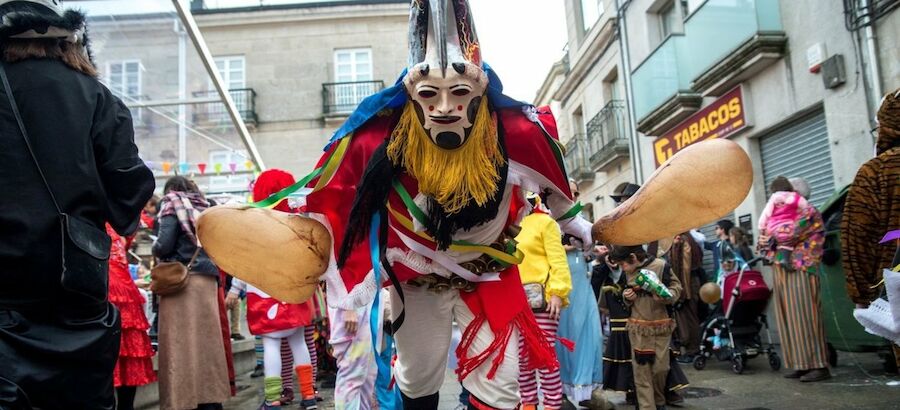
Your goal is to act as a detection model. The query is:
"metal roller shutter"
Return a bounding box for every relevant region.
[760,110,835,208]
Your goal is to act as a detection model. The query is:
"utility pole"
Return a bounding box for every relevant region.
[615,0,644,184]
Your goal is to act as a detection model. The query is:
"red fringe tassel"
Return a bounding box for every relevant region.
[455,310,560,382]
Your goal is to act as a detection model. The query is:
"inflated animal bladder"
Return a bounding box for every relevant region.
[197,205,331,304]
[593,139,752,246]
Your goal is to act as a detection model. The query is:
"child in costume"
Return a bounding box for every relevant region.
[608,245,682,410]
[597,249,688,407]
[106,224,156,410]
[228,169,318,410]
[300,1,593,408]
[515,194,572,410]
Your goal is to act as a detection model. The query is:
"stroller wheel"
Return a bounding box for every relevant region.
[693,355,707,371]
[769,353,782,371]
[731,355,745,374]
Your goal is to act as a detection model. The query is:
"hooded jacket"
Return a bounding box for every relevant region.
[841,90,900,304]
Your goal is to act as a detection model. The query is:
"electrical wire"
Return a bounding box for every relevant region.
[114,91,250,160]
[844,0,900,31]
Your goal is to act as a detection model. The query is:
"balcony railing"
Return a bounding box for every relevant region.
[191,88,257,125]
[322,80,385,115]
[632,0,783,121]
[564,135,594,183]
[585,100,629,169]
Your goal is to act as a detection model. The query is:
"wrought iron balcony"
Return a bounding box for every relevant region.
[322,80,385,115]
[564,134,594,183]
[191,88,258,126]
[585,100,630,170]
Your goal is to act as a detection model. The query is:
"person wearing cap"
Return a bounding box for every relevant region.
[0,1,154,408]
[609,182,641,205]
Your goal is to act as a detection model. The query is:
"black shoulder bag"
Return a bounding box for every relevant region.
[0,62,111,303]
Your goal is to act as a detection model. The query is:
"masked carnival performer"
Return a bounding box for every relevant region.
[301,1,593,408]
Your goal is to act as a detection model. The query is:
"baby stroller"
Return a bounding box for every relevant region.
[692,257,782,374]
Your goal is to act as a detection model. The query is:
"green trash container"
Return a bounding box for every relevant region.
[818,185,889,352]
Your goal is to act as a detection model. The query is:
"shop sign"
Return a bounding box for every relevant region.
[652,86,748,167]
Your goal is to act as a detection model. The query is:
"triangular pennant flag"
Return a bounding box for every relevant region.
[214,163,223,175]
[244,160,254,171]
[229,163,237,175]
[178,163,190,174]
[197,163,207,175]
[162,162,172,174]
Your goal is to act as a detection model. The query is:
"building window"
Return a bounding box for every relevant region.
[207,56,247,118]
[334,48,373,83]
[659,0,679,39]
[214,56,246,90]
[331,48,374,112]
[207,150,251,194]
[581,0,603,32]
[107,60,141,120]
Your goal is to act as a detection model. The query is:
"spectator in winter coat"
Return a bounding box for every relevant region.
[0,2,154,408]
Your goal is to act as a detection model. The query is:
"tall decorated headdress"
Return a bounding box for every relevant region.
[401,0,489,150]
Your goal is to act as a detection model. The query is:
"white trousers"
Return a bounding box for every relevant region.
[263,327,311,378]
[390,283,520,409]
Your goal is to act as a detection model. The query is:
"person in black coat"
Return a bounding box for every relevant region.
[0,2,154,409]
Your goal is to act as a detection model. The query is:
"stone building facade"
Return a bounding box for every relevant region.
[536,0,634,222]
[622,0,898,225]
[89,0,408,194]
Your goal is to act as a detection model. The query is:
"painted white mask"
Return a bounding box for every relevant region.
[404,61,488,150]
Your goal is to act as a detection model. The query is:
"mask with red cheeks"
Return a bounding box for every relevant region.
[404,61,488,150]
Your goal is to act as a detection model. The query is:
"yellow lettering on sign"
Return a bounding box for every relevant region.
[689,123,700,142]
[729,97,741,119]
[699,117,710,136]
[678,130,691,149]
[654,138,672,165]
[718,105,730,127]
[708,110,719,129]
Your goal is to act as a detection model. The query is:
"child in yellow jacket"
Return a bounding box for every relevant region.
[515,199,572,410]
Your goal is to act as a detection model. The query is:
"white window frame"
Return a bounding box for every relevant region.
[213,55,246,91]
[332,48,374,113]
[209,56,247,117]
[106,60,142,121]
[581,0,603,33]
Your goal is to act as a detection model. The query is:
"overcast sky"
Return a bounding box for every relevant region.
[76,0,568,102]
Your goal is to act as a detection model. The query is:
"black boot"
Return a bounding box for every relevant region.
[401,392,439,410]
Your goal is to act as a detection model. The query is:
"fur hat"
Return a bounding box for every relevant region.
[0,0,86,43]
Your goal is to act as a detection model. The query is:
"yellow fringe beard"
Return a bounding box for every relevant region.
[387,97,504,214]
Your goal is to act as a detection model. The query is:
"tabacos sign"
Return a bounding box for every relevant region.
[653,86,748,167]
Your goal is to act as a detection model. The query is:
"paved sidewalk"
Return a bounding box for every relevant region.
[218,349,900,409]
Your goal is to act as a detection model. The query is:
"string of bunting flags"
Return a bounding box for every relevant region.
[143,160,259,175]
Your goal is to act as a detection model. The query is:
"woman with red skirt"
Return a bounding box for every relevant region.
[107,224,157,410]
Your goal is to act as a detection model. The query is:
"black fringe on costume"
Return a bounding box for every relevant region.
[422,125,509,250]
[338,139,397,268]
[0,5,95,64]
